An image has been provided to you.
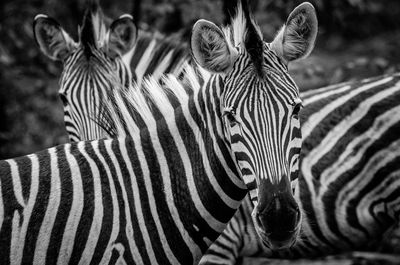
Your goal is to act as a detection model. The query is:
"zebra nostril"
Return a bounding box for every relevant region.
[256,212,268,231]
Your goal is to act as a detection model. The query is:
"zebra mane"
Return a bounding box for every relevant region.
[95,63,210,138]
[224,0,263,53]
[78,0,108,49]
[95,7,255,138]
[126,29,192,85]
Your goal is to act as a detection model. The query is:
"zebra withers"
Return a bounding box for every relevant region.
[1,1,317,264]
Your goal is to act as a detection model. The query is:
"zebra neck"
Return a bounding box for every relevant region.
[121,72,248,257]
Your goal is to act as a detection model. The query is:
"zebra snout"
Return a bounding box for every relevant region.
[255,192,301,249]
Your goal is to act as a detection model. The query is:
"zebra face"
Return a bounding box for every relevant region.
[221,49,303,250]
[191,1,317,250]
[33,5,137,141]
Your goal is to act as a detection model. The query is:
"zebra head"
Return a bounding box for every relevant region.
[33,1,137,141]
[191,1,317,250]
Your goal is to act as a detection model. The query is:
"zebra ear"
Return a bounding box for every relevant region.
[271,2,317,63]
[107,14,137,58]
[191,19,237,73]
[33,14,77,61]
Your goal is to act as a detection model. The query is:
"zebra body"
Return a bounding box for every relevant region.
[199,73,400,264]
[4,0,318,263]
[0,134,240,264]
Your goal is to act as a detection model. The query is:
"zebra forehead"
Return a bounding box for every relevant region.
[223,72,299,107]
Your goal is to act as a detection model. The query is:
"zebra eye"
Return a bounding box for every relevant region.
[292,103,302,117]
[223,108,237,125]
[59,93,69,107]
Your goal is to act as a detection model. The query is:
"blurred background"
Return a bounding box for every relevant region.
[0,0,400,159]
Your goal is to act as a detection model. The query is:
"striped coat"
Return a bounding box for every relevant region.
[2,1,319,263]
[199,73,400,263]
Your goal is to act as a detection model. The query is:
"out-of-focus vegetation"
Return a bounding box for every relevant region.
[0,0,400,159]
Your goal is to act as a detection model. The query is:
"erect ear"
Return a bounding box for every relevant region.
[271,2,318,63]
[33,14,77,61]
[190,19,237,74]
[107,14,137,58]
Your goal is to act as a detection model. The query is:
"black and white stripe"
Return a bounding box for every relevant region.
[99,0,318,251]
[2,1,315,263]
[199,73,400,264]
[34,2,190,143]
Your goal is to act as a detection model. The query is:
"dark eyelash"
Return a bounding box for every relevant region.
[292,103,303,116]
[223,107,237,123]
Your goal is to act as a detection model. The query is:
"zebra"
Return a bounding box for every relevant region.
[37,1,399,263]
[0,1,317,264]
[66,6,400,263]
[33,1,190,142]
[198,73,400,264]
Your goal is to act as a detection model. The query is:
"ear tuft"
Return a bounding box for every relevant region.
[107,15,137,58]
[271,2,317,63]
[191,19,237,73]
[33,14,76,61]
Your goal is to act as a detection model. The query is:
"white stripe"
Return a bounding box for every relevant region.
[135,39,157,86]
[57,144,84,265]
[8,160,25,207]
[303,85,351,105]
[33,148,61,264]
[10,154,39,265]
[152,49,174,81]
[302,77,394,139]
[301,81,352,98]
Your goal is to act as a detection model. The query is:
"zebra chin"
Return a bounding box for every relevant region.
[252,177,301,250]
